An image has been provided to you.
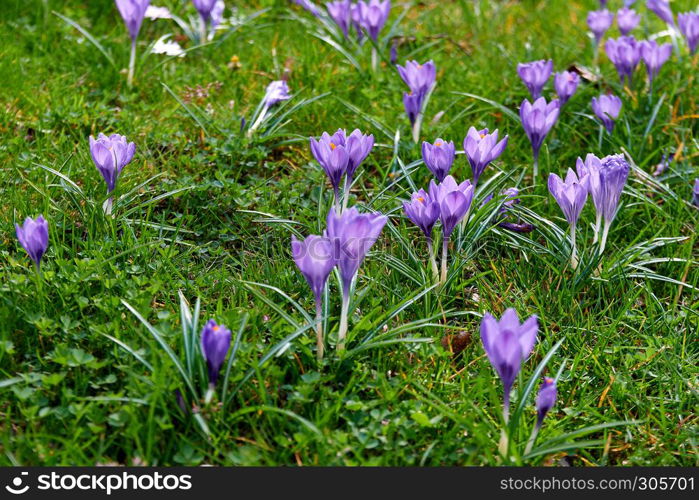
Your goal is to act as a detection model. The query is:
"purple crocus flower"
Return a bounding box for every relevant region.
[89,133,136,193]
[291,234,336,303]
[553,71,579,106]
[692,178,699,207]
[350,2,364,40]
[548,168,588,268]
[310,130,350,203]
[480,308,538,418]
[263,80,292,107]
[605,36,641,85]
[293,0,322,17]
[403,91,422,126]
[591,94,622,133]
[463,127,508,185]
[397,60,437,95]
[403,189,440,240]
[617,7,641,35]
[200,319,231,386]
[115,0,151,41]
[356,0,390,41]
[429,175,475,237]
[587,9,614,44]
[326,0,351,37]
[192,0,218,22]
[210,0,225,31]
[15,215,49,271]
[516,59,553,100]
[678,13,699,54]
[639,40,672,85]
[422,138,455,182]
[345,129,375,183]
[646,0,674,25]
[519,97,560,174]
[536,377,557,427]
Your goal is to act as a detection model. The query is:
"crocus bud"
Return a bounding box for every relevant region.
[519,97,560,162]
[516,59,553,100]
[291,234,336,303]
[428,175,474,237]
[356,0,391,41]
[548,169,589,227]
[678,12,699,54]
[200,319,231,386]
[422,138,455,182]
[463,127,508,184]
[536,377,557,427]
[553,71,579,106]
[345,129,374,182]
[587,9,614,44]
[591,94,622,133]
[639,40,672,85]
[115,0,151,41]
[15,215,49,271]
[89,133,136,193]
[326,0,352,38]
[397,60,436,95]
[403,92,423,126]
[480,309,538,415]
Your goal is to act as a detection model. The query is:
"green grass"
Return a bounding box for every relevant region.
[0,0,697,466]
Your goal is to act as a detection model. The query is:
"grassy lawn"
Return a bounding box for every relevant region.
[0,0,697,466]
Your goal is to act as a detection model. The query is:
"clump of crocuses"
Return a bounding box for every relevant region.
[516,59,553,100]
[519,97,560,179]
[591,94,622,133]
[200,319,231,403]
[554,71,579,106]
[548,169,589,269]
[463,127,508,185]
[397,60,436,142]
[15,215,49,272]
[90,133,136,214]
[292,234,336,360]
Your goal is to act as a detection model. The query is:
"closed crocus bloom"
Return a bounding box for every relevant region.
[548,169,588,227]
[588,154,630,253]
[617,7,640,35]
[116,0,150,41]
[587,9,614,44]
[403,91,422,126]
[646,0,674,25]
[350,2,364,39]
[200,319,231,386]
[605,36,641,85]
[192,0,218,21]
[480,308,538,417]
[90,133,136,193]
[345,129,374,182]
[463,127,508,185]
[692,179,699,207]
[536,377,557,427]
[403,189,440,239]
[15,215,49,271]
[516,59,553,100]
[422,138,455,182]
[310,131,350,202]
[554,71,579,106]
[263,80,291,107]
[291,234,336,303]
[326,0,351,37]
[397,60,437,95]
[357,0,390,41]
[678,13,699,54]
[519,97,560,170]
[639,40,672,85]
[591,94,622,133]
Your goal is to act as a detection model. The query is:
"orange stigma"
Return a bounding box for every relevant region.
[417,196,425,203]
[213,326,220,332]
[435,141,442,147]
[330,143,336,150]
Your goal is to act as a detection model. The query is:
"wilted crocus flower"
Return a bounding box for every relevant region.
[292,234,336,360]
[429,175,475,283]
[516,59,553,100]
[577,153,630,252]
[639,40,672,87]
[310,130,349,209]
[326,207,387,350]
[248,81,292,136]
[480,308,538,420]
[116,0,151,86]
[617,7,640,35]
[481,188,535,234]
[554,71,579,106]
[326,0,351,37]
[587,9,614,44]
[646,0,674,25]
[519,97,560,178]
[15,215,49,272]
[200,319,231,402]
[692,179,699,207]
[397,60,437,96]
[548,169,589,268]
[606,36,641,85]
[463,127,508,185]
[422,138,455,182]
[678,13,699,54]
[591,93,622,133]
[89,133,136,214]
[403,189,441,279]
[356,0,390,42]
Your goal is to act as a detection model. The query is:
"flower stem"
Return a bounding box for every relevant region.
[204,383,215,405]
[337,288,350,352]
[532,155,539,183]
[342,176,351,212]
[127,38,136,88]
[440,236,449,285]
[426,238,439,282]
[524,424,540,456]
[570,222,578,270]
[592,213,601,244]
[200,16,208,45]
[247,105,268,137]
[599,220,611,256]
[412,113,423,143]
[315,300,324,362]
[371,46,378,72]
